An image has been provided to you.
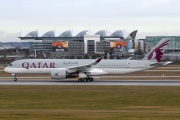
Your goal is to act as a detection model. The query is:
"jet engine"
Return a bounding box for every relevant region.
[51,68,78,79]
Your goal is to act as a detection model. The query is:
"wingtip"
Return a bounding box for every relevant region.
[96,57,103,63]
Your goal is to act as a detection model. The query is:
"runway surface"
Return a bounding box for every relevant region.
[0,80,180,86]
[0,76,180,79]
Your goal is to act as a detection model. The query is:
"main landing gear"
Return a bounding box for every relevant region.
[78,77,93,82]
[78,72,93,82]
[12,74,17,81]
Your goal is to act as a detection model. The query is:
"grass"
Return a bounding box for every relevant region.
[0,86,180,120]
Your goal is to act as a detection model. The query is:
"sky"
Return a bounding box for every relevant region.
[0,0,180,42]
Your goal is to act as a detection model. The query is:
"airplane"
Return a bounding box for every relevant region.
[4,38,172,82]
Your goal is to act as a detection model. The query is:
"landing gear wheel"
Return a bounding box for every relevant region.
[78,78,83,82]
[78,77,93,82]
[82,78,85,82]
[85,78,88,82]
[12,74,17,81]
[90,78,93,81]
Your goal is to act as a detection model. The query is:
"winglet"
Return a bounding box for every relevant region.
[96,57,103,63]
[92,57,103,66]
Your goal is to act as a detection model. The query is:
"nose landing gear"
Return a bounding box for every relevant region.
[12,74,17,81]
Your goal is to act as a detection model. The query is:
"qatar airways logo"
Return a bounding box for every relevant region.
[55,72,59,76]
[22,62,55,69]
[147,40,169,62]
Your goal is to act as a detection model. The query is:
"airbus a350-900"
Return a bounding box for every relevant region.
[4,38,171,82]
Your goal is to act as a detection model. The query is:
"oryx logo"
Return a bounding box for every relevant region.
[55,72,59,76]
[147,40,170,62]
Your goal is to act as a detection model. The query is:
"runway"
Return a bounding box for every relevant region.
[0,80,180,86]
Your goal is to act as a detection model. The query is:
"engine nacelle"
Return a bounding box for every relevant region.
[51,68,78,79]
[51,68,67,79]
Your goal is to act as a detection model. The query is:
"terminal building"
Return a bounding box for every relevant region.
[146,36,180,53]
[19,30,147,58]
[146,36,180,60]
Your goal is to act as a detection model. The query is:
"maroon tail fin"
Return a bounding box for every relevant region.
[142,38,170,62]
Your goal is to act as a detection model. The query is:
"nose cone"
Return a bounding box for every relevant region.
[4,67,8,73]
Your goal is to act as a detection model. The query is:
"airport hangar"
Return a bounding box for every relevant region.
[19,30,148,59]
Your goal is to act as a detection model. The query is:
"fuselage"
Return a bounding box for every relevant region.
[4,59,157,75]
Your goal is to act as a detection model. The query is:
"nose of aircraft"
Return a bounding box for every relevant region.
[4,67,8,72]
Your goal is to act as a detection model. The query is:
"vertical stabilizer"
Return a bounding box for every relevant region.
[142,38,170,62]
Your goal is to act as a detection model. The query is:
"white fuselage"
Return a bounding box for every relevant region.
[4,59,157,76]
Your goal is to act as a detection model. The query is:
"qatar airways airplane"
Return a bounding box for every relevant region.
[4,38,171,82]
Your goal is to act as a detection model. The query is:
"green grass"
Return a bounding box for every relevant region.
[0,86,180,120]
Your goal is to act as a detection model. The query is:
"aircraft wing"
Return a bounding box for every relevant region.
[67,57,103,72]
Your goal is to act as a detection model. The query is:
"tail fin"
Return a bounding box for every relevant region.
[142,38,170,62]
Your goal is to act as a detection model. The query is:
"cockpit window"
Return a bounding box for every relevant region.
[9,64,12,66]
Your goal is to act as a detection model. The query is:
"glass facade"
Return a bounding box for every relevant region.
[68,41,84,55]
[87,40,95,54]
[96,41,110,53]
[146,36,180,52]
[29,41,42,52]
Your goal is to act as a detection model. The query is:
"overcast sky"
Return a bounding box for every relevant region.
[0,0,180,42]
